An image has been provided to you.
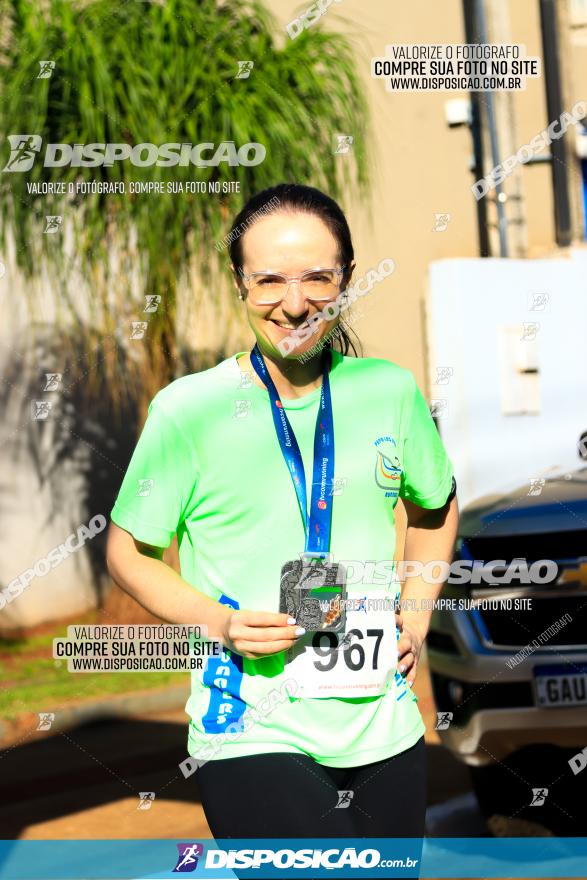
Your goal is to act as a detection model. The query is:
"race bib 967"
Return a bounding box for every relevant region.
[285,590,398,698]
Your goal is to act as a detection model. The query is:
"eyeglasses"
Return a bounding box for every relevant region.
[238,266,346,306]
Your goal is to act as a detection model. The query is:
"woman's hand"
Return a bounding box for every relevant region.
[395,610,424,687]
[221,610,305,659]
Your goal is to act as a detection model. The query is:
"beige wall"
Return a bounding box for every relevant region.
[265,0,586,392]
[270,0,477,389]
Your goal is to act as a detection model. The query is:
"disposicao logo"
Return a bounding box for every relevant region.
[2,135,266,171]
[173,842,204,873]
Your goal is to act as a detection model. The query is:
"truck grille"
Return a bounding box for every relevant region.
[474,594,587,648]
[463,531,587,566]
[461,532,587,648]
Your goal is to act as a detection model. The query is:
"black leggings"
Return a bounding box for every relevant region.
[195,734,427,841]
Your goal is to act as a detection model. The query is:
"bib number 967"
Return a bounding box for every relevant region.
[312,628,383,672]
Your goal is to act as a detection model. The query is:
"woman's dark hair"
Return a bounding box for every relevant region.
[228,183,361,357]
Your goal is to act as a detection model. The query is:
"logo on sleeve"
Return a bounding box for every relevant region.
[373,436,402,498]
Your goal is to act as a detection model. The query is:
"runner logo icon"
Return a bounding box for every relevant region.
[173,843,204,872]
[3,135,42,172]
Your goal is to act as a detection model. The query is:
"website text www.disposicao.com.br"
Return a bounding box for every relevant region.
[203,846,418,871]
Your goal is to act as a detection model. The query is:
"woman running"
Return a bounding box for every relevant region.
[106,183,458,862]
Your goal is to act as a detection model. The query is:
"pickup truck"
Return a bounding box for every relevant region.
[428,443,587,835]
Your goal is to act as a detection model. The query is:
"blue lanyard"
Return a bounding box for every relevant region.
[249,343,334,554]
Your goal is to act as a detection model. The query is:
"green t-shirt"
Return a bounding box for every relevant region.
[110,350,454,767]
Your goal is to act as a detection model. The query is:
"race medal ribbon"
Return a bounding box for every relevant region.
[250,344,397,698]
[249,343,347,633]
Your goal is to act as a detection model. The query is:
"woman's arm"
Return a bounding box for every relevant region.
[105,522,303,657]
[395,495,459,685]
[106,522,234,638]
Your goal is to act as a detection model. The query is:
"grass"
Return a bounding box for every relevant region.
[0,624,185,721]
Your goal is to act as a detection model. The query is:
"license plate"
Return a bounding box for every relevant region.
[533,664,587,708]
